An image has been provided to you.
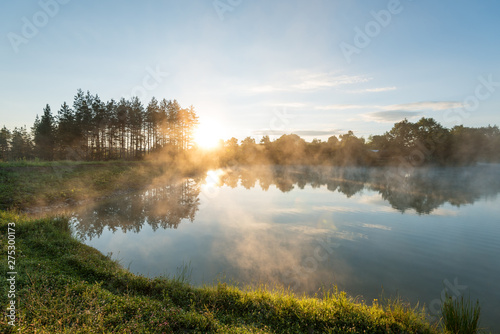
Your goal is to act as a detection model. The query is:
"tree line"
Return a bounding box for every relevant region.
[0,89,199,161]
[216,117,500,166]
[1,95,499,166]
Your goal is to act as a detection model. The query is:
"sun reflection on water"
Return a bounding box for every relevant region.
[201,170,225,196]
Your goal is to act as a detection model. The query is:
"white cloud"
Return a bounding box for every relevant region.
[268,102,307,108]
[430,208,459,217]
[245,71,372,94]
[315,104,372,111]
[253,129,342,136]
[362,110,423,123]
[362,223,392,231]
[291,73,370,90]
[385,101,463,111]
[317,101,462,114]
[316,100,464,123]
[345,86,397,94]
[249,85,287,93]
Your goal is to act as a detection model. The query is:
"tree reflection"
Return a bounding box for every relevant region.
[73,178,200,240]
[217,165,500,214]
[73,165,500,239]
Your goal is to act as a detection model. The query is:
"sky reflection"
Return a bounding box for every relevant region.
[72,165,500,331]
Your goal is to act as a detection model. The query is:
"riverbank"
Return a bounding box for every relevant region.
[0,211,441,333]
[2,161,487,333]
[0,159,206,211]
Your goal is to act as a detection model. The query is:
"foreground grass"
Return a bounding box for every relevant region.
[441,293,482,334]
[0,211,441,333]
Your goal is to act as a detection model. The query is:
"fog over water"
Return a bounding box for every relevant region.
[70,164,500,331]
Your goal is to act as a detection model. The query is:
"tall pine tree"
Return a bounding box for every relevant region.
[33,104,56,160]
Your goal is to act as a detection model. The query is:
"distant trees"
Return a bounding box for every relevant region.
[269,134,306,165]
[0,89,199,161]
[0,126,11,160]
[379,117,450,165]
[9,127,33,160]
[448,125,500,164]
[212,118,500,167]
[366,118,500,166]
[2,101,500,167]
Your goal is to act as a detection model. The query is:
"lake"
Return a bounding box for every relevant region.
[70,164,500,331]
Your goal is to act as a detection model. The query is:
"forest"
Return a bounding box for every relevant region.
[0,89,199,161]
[217,119,500,166]
[1,89,499,166]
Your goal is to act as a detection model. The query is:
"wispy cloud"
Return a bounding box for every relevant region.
[247,71,371,94]
[253,129,343,136]
[249,85,287,93]
[315,104,374,111]
[385,101,463,111]
[430,208,459,217]
[362,223,392,231]
[344,86,397,94]
[266,207,305,215]
[317,100,464,123]
[291,73,370,90]
[317,101,462,113]
[268,102,307,108]
[363,110,423,123]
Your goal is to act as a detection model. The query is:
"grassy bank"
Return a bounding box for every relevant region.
[0,159,204,211]
[0,161,486,333]
[0,211,441,333]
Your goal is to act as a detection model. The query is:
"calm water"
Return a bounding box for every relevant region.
[70,165,500,331]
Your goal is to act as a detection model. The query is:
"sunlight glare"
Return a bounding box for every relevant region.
[194,121,225,149]
[201,169,224,196]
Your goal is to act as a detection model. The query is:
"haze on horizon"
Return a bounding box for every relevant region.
[1,0,500,142]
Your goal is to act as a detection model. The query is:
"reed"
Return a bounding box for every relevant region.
[441,293,481,334]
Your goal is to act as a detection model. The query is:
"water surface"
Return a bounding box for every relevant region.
[71,165,500,331]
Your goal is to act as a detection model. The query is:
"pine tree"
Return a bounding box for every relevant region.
[129,97,144,158]
[10,127,33,160]
[56,102,79,160]
[33,104,56,160]
[106,99,118,159]
[145,97,159,153]
[92,95,107,160]
[116,98,129,159]
[0,126,11,161]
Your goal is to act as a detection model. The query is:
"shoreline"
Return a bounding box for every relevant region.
[0,161,492,332]
[0,212,440,333]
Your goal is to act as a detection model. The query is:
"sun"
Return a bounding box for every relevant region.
[193,120,225,149]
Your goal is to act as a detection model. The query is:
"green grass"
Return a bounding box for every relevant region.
[0,161,489,333]
[0,211,442,333]
[440,293,482,334]
[0,160,183,211]
[0,159,118,168]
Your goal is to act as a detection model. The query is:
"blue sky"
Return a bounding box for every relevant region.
[1,0,500,141]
